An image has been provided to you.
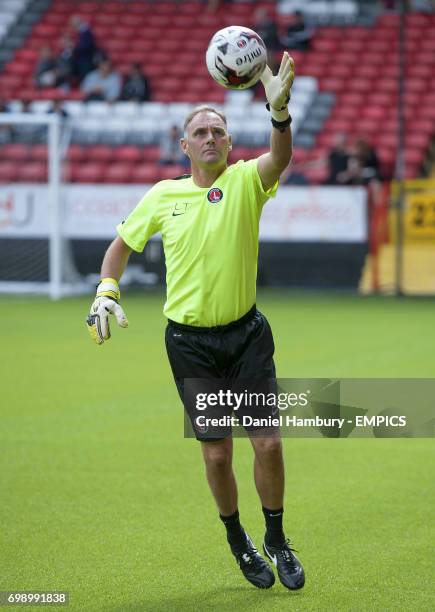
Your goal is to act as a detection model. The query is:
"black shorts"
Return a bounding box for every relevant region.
[165,305,279,441]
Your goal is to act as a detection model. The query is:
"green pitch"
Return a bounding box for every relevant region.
[1,291,434,611]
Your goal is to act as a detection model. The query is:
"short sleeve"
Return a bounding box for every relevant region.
[116,185,160,252]
[242,158,279,207]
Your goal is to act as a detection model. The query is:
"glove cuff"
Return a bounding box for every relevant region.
[96,278,120,302]
[270,107,290,122]
[265,100,290,122]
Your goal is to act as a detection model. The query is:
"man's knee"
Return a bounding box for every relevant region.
[252,436,282,460]
[202,439,232,472]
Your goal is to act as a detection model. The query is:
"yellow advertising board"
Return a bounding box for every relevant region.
[391,180,435,242]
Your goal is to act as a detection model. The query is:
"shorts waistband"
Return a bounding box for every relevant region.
[168,304,257,333]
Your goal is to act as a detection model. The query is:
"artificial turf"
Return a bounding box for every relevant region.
[1,291,434,611]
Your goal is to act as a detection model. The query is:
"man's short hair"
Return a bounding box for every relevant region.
[183,106,227,133]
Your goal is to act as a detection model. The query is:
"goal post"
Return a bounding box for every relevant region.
[0,112,88,299]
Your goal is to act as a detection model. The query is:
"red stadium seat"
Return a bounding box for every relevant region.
[71,163,105,183]
[318,77,346,92]
[405,133,430,150]
[230,147,255,162]
[340,39,366,53]
[312,39,340,53]
[304,166,328,185]
[18,162,47,182]
[37,88,66,100]
[157,164,188,181]
[324,118,353,133]
[32,24,59,37]
[405,149,423,165]
[339,92,367,106]
[142,147,160,162]
[131,164,159,183]
[376,134,397,149]
[5,61,32,76]
[104,39,131,54]
[1,144,30,162]
[346,77,374,93]
[361,106,388,120]
[355,65,380,79]
[338,105,361,120]
[369,93,395,107]
[327,64,353,79]
[104,163,134,183]
[350,118,380,135]
[66,146,84,162]
[115,146,143,163]
[0,162,19,183]
[29,145,48,162]
[96,14,119,26]
[85,146,114,163]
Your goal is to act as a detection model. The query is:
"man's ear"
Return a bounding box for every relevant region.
[180,137,189,156]
[228,134,232,151]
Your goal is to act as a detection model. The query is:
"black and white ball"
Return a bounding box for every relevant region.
[206,26,267,90]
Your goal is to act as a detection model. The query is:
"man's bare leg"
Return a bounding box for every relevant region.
[250,434,305,590]
[249,435,285,510]
[201,435,275,589]
[201,436,237,515]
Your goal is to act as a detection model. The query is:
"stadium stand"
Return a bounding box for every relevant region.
[0,0,434,184]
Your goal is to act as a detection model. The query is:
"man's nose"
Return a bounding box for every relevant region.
[206,130,215,142]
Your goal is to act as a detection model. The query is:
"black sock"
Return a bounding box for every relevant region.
[263,506,285,547]
[219,509,246,549]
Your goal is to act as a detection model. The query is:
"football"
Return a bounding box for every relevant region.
[206,25,267,90]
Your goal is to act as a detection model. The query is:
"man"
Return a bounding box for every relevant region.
[70,16,98,82]
[326,133,349,185]
[121,62,152,102]
[81,59,121,103]
[86,53,305,591]
[159,125,189,167]
[281,11,313,51]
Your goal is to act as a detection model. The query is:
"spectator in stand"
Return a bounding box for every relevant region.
[340,156,365,185]
[281,11,313,51]
[70,16,98,82]
[81,59,122,102]
[0,99,11,144]
[55,34,75,91]
[34,46,58,88]
[355,138,381,183]
[326,133,349,185]
[47,99,69,120]
[121,63,152,102]
[253,7,282,52]
[159,125,189,167]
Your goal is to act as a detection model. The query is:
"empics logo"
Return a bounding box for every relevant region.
[207,188,223,204]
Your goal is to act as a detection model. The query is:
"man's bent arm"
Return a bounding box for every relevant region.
[101,235,133,281]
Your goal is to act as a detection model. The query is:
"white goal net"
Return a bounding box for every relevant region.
[0,112,87,299]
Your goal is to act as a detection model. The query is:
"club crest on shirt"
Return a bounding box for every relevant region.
[207,188,223,204]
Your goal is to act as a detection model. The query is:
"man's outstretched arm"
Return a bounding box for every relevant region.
[86,236,132,345]
[257,52,295,191]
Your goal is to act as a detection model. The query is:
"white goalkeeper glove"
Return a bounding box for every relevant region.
[261,51,295,122]
[86,278,128,345]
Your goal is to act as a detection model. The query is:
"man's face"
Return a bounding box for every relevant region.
[181,112,232,170]
[99,62,111,77]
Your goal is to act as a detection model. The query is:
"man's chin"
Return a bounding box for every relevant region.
[201,152,226,165]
